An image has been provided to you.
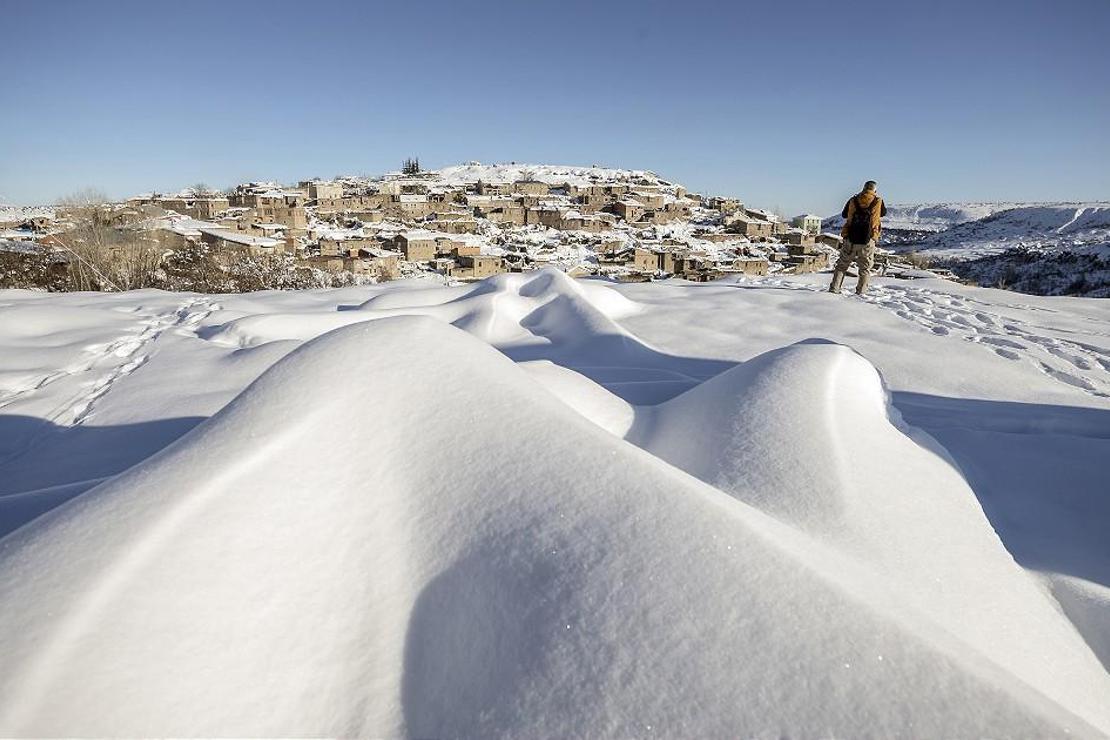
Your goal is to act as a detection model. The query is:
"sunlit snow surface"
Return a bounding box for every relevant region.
[1,270,1109,736]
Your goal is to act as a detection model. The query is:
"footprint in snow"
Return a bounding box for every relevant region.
[978,336,1027,350]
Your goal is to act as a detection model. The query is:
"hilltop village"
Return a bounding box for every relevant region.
[2,163,848,288]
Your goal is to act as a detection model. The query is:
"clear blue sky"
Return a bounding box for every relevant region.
[1,0,1107,215]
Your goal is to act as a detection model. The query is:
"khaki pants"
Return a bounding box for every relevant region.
[830,240,875,293]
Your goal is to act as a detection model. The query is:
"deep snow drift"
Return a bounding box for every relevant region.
[1,270,1109,736]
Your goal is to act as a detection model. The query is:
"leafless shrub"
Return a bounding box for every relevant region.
[0,246,70,291]
[903,251,932,269]
[53,196,164,290]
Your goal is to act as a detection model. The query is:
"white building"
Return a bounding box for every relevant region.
[792,214,822,235]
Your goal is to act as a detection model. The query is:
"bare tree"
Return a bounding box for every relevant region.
[53,191,164,291]
[56,188,108,208]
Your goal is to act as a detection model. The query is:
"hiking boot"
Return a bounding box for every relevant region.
[855,272,870,294]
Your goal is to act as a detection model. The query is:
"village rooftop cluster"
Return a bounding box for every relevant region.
[4,162,856,285]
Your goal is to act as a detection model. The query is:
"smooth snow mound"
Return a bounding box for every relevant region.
[1,317,1108,736]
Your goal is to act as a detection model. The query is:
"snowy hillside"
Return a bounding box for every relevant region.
[432,162,663,186]
[876,202,1026,233]
[826,201,1110,296]
[908,203,1110,257]
[1,271,1109,735]
[826,201,1110,254]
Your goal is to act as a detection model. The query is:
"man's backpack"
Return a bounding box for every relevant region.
[847,196,878,244]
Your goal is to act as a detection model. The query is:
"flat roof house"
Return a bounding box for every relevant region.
[448,254,505,280]
[792,214,823,235]
[198,227,283,255]
[393,230,438,262]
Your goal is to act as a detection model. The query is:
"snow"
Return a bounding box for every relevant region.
[433,162,656,188]
[1,270,1109,735]
[196,227,281,248]
[0,204,55,223]
[825,201,1110,258]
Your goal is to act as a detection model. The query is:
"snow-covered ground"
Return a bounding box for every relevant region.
[1,271,1109,735]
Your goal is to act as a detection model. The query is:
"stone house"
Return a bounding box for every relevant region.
[351,210,384,223]
[575,192,610,210]
[480,204,527,226]
[732,257,769,276]
[681,268,723,282]
[784,252,829,273]
[347,248,400,276]
[144,195,229,220]
[631,191,667,209]
[188,198,229,220]
[384,194,438,219]
[248,222,288,240]
[303,255,346,272]
[597,247,633,266]
[707,197,744,215]
[318,237,378,257]
[632,247,659,273]
[429,216,482,234]
[198,227,283,255]
[564,183,607,198]
[451,244,481,257]
[792,214,822,235]
[782,230,817,248]
[306,181,343,201]
[698,232,745,244]
[250,204,307,230]
[611,200,645,223]
[512,180,550,196]
[393,230,438,262]
[447,254,505,280]
[527,206,566,229]
[378,179,430,196]
[476,180,512,196]
[725,213,775,238]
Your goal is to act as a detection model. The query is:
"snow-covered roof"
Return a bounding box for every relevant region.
[198,227,281,247]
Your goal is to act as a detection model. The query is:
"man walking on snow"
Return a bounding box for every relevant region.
[829,180,887,295]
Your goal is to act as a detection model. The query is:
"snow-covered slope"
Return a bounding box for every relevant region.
[910,203,1110,256]
[826,201,1110,296]
[1,271,1109,735]
[431,162,662,186]
[826,201,1110,253]
[873,202,1024,233]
